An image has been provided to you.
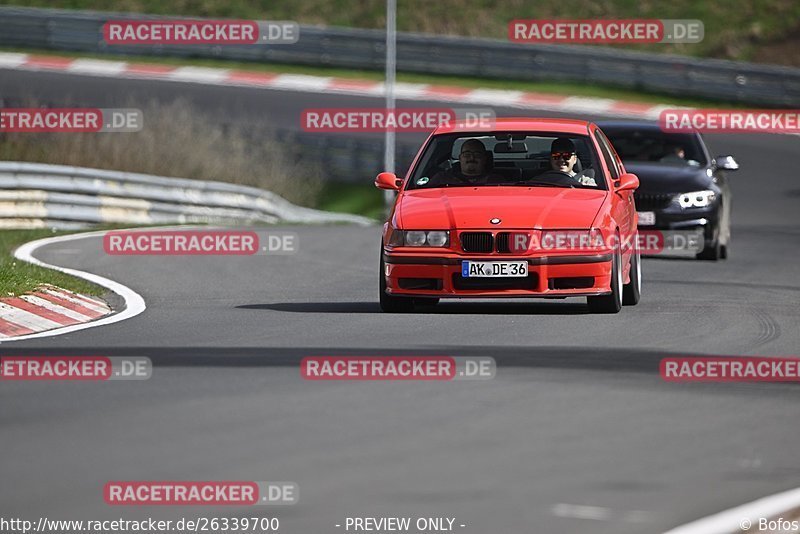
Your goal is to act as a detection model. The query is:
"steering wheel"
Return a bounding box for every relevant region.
[534,170,578,187]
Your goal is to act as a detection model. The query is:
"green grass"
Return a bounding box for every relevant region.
[0,229,106,297]
[0,45,753,108]
[318,182,386,220]
[2,0,799,65]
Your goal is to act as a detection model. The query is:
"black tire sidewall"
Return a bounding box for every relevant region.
[622,240,641,305]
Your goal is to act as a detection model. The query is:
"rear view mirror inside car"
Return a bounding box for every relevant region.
[494,142,528,153]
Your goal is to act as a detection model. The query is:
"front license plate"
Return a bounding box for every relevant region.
[638,211,656,226]
[462,261,528,278]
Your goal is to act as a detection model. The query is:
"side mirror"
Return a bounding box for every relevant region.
[714,155,739,171]
[375,172,402,191]
[615,173,639,192]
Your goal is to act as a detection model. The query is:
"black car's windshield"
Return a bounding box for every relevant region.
[602,129,708,167]
[406,132,606,190]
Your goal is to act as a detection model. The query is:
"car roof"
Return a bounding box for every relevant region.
[595,120,661,130]
[433,117,592,135]
[596,120,701,136]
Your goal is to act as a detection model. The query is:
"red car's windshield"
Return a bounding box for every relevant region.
[602,129,709,167]
[406,132,607,190]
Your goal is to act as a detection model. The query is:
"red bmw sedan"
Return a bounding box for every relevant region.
[376,118,641,313]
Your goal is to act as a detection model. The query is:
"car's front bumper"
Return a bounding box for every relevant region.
[383,251,613,298]
[638,203,720,241]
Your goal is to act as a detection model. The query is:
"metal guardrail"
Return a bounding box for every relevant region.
[274,128,420,184]
[0,6,798,106]
[0,162,374,229]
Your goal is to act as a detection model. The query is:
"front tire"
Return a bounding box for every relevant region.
[696,240,721,261]
[587,248,623,314]
[622,240,641,306]
[379,248,415,313]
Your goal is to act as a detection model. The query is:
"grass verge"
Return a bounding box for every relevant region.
[0,229,105,297]
[318,182,387,220]
[0,98,324,208]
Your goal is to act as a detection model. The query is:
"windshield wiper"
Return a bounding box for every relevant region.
[512,181,575,188]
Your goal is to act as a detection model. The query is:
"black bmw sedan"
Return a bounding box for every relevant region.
[598,121,738,260]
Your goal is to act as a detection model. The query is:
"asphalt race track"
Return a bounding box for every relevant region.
[1,68,800,533]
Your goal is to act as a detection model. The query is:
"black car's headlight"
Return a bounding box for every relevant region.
[390,230,450,247]
[675,190,716,209]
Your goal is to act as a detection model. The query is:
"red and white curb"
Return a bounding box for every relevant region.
[0,52,675,120]
[0,284,111,338]
[0,230,146,343]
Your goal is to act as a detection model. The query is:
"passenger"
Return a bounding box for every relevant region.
[550,138,597,186]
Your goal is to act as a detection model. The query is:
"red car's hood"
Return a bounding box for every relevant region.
[397,187,607,229]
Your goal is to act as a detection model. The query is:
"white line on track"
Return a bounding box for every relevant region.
[67,59,127,76]
[269,73,333,90]
[551,503,653,524]
[169,66,230,83]
[663,486,800,533]
[0,52,28,68]
[552,503,613,521]
[2,230,146,343]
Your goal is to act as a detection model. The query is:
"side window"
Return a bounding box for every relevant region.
[594,130,621,181]
[605,132,625,175]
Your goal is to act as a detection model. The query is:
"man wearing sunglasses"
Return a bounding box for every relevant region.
[550,137,597,186]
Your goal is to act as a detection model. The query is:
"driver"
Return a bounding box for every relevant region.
[550,138,597,186]
[431,139,503,185]
[660,144,686,163]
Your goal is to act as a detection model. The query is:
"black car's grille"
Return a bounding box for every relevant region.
[453,273,538,290]
[634,193,673,211]
[460,232,494,253]
[398,278,442,290]
[549,277,595,290]
[495,232,511,253]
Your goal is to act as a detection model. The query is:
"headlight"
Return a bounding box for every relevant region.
[405,231,428,246]
[426,231,449,247]
[675,190,716,208]
[390,230,450,247]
